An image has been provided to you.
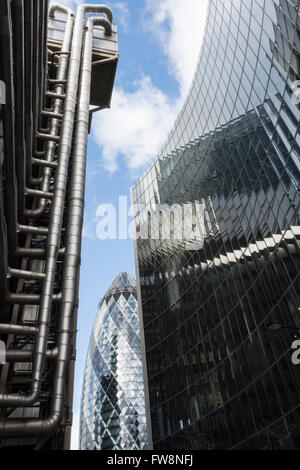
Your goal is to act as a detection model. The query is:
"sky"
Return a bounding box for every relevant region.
[50,0,209,450]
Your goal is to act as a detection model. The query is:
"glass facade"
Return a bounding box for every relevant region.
[131,0,300,450]
[80,273,148,450]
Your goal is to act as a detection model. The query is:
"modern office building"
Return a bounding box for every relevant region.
[80,273,148,450]
[0,2,118,449]
[132,0,300,449]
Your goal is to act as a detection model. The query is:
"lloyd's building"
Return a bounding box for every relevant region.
[132,0,300,450]
[0,2,118,449]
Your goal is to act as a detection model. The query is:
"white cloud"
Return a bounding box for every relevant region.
[112,2,130,33]
[145,0,208,96]
[71,410,80,450]
[92,76,180,173]
[92,0,208,173]
[48,1,209,173]
[82,220,96,240]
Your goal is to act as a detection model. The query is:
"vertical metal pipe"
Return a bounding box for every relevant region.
[48,15,95,428]
[48,4,73,17]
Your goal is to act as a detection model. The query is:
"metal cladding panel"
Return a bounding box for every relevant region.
[48,19,118,54]
[92,23,118,55]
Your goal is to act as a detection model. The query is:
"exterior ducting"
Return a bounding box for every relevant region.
[5,348,58,362]
[0,2,117,446]
[0,324,39,336]
[24,6,74,219]
[0,3,77,407]
[49,4,73,18]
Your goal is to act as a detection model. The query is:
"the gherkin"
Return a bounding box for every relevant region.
[80,273,148,450]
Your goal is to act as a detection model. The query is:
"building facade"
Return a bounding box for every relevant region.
[0,2,118,449]
[132,0,300,449]
[80,273,148,450]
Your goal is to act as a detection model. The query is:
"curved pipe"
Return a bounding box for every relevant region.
[0,9,111,433]
[0,412,61,437]
[79,3,113,22]
[49,3,74,18]
[91,16,112,35]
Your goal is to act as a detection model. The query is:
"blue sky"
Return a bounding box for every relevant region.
[50,0,208,449]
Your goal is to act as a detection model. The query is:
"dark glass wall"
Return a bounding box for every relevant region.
[132,0,300,450]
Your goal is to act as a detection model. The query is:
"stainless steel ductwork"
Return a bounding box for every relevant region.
[0,2,118,449]
[49,4,73,17]
[24,7,74,219]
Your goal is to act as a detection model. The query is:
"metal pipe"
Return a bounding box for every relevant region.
[41,110,63,120]
[51,51,71,56]
[5,348,58,362]
[32,158,58,169]
[24,14,74,191]
[92,54,118,65]
[44,14,97,432]
[18,225,49,236]
[49,3,73,18]
[45,91,66,100]
[79,3,113,22]
[0,324,39,336]
[36,132,60,142]
[48,79,67,85]
[91,17,112,35]
[15,247,65,259]
[24,8,74,219]
[26,188,54,200]
[0,5,113,432]
[7,293,62,305]
[8,268,46,281]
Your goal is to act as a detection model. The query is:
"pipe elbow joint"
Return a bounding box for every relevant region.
[42,412,62,435]
[0,386,40,407]
[81,4,113,23]
[90,16,113,36]
[49,3,74,18]
[23,204,47,219]
[0,411,62,437]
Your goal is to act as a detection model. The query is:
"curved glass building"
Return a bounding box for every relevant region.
[131,0,300,450]
[80,273,148,450]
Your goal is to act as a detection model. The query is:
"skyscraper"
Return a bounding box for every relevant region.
[80,273,148,450]
[132,0,300,450]
[0,2,118,449]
